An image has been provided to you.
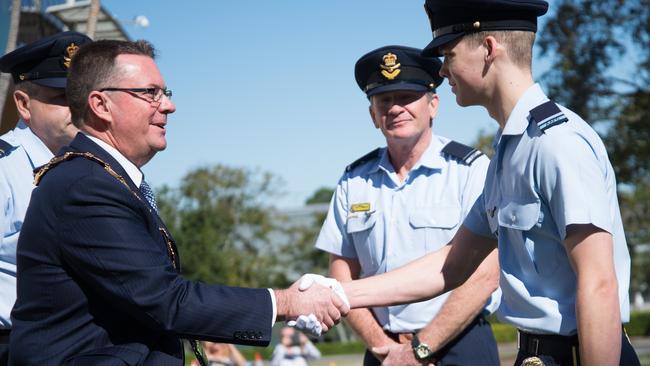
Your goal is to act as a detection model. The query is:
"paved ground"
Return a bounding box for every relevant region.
[307,337,650,366]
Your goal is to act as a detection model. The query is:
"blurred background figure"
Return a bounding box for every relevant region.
[190,341,246,366]
[271,326,321,366]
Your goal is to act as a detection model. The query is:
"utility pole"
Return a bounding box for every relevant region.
[86,0,100,39]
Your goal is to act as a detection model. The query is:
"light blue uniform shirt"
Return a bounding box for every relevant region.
[0,121,53,328]
[316,135,500,333]
[464,83,631,336]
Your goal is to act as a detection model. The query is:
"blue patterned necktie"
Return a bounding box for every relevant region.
[139,179,158,212]
[140,180,206,365]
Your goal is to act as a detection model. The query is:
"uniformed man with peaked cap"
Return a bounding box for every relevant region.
[0,30,91,363]
[314,45,501,366]
[330,1,641,365]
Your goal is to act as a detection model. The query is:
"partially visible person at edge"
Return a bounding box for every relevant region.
[190,342,246,366]
[314,45,500,366]
[9,39,348,366]
[0,31,92,364]
[305,1,641,365]
[271,326,321,366]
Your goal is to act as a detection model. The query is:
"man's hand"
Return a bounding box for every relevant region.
[285,274,351,336]
[373,344,436,366]
[274,277,350,334]
[297,273,350,308]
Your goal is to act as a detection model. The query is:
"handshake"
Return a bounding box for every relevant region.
[275,274,350,337]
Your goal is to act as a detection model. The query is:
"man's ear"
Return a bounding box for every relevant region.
[369,105,380,129]
[13,90,32,123]
[483,35,502,64]
[428,93,440,122]
[88,90,112,124]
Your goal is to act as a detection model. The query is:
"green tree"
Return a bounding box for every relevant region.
[536,0,650,298]
[157,165,290,288]
[283,187,334,277]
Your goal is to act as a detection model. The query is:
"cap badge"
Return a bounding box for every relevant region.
[63,42,80,69]
[380,52,401,80]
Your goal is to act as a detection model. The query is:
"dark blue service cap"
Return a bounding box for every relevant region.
[355,45,443,97]
[0,31,92,89]
[422,0,549,56]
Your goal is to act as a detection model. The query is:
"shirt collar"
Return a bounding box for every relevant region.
[83,133,143,187]
[501,83,549,136]
[14,120,54,168]
[376,135,445,175]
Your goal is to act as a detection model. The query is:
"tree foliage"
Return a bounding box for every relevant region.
[157,165,290,288]
[537,0,650,297]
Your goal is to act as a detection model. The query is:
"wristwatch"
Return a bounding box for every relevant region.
[411,334,434,361]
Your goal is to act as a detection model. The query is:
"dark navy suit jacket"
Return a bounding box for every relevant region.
[10,134,273,365]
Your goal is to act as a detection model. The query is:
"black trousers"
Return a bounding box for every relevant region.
[514,328,640,366]
[0,328,9,366]
[363,315,500,366]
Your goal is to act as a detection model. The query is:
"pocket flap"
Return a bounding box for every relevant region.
[346,212,378,234]
[409,206,460,229]
[497,200,540,230]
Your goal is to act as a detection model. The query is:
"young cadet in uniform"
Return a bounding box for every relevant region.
[0,31,91,363]
[315,45,500,366]
[325,1,641,365]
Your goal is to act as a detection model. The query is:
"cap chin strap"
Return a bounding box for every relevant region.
[16,70,67,82]
[433,19,537,38]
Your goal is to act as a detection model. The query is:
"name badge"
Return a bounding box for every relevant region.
[350,203,371,212]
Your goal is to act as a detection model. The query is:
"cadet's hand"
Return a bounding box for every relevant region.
[373,343,436,366]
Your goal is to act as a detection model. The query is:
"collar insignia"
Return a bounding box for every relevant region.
[380,52,401,80]
[63,43,80,69]
[351,203,371,213]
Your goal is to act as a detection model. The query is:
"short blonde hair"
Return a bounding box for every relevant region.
[463,30,535,70]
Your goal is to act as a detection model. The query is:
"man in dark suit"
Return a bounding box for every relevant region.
[10,39,347,365]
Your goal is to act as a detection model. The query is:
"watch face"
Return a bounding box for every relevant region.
[415,344,432,359]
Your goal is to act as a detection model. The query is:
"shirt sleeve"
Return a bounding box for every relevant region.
[463,191,496,240]
[314,176,357,258]
[535,129,614,240]
[460,154,489,219]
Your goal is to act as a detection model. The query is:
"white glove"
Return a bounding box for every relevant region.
[297,273,350,308]
[287,314,322,337]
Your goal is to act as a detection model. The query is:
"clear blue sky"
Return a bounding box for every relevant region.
[104,0,551,208]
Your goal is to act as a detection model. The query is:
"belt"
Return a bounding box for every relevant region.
[384,330,415,344]
[517,330,578,356]
[0,328,10,344]
[384,314,487,345]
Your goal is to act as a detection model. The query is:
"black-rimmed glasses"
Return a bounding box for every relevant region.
[99,87,172,103]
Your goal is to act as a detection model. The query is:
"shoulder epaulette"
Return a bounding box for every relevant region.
[529,100,568,132]
[0,139,12,158]
[441,141,483,165]
[346,148,381,172]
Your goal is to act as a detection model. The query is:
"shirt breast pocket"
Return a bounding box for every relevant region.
[497,199,560,275]
[346,211,382,273]
[409,206,460,252]
[497,200,540,231]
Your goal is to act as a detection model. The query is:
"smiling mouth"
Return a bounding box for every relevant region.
[387,119,409,128]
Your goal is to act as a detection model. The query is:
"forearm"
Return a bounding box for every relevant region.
[565,225,621,366]
[346,308,396,348]
[576,276,621,366]
[344,226,496,309]
[343,245,451,308]
[329,255,396,349]
[417,248,499,351]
